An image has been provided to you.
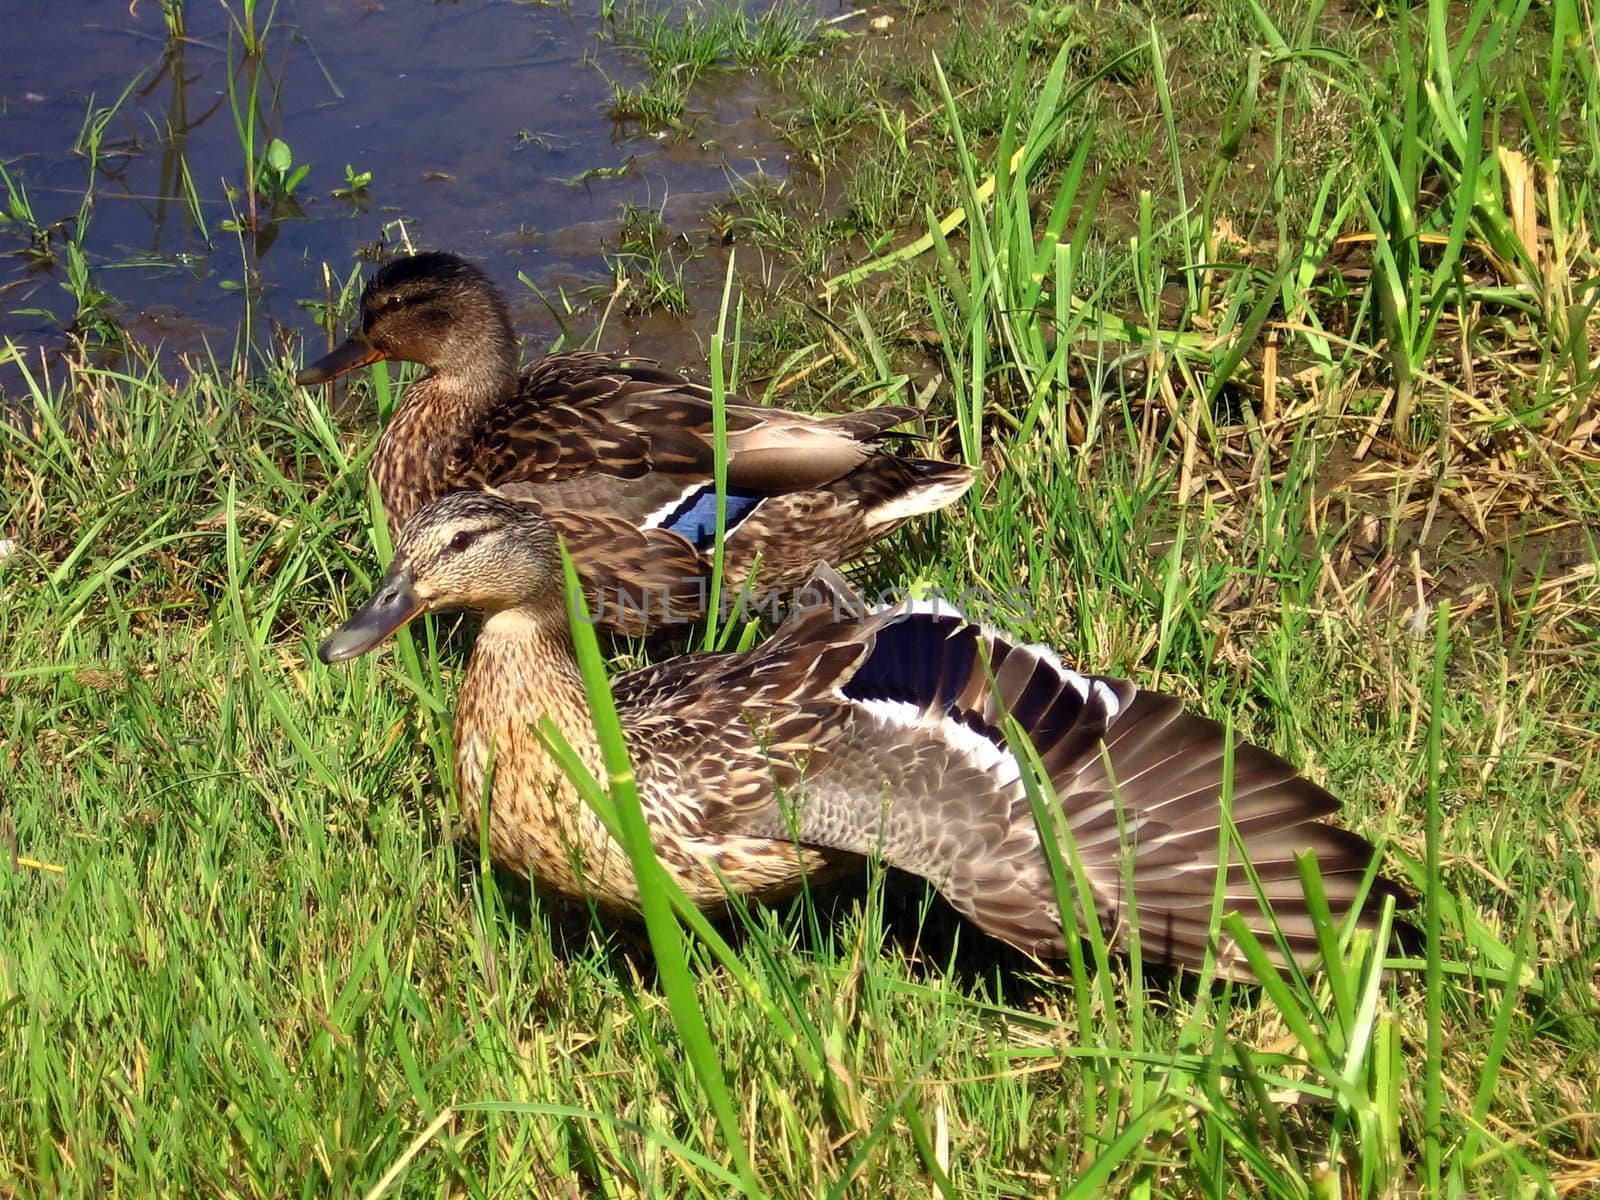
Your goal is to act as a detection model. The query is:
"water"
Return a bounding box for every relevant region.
[0,0,796,372]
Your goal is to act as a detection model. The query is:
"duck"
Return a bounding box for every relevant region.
[318,491,1408,975]
[297,251,973,633]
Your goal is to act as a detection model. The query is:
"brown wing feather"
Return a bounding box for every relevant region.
[678,593,1405,978]
[717,458,974,595]
[457,354,923,502]
[455,356,704,487]
[616,568,880,825]
[618,655,863,823]
[542,510,708,635]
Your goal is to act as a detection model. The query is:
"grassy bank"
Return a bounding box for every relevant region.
[3,0,1599,1196]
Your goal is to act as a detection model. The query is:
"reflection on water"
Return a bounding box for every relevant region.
[0,0,794,372]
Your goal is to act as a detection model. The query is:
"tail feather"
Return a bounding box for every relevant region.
[816,405,921,439]
[856,458,974,528]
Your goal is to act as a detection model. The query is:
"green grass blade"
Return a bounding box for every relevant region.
[556,547,761,1194]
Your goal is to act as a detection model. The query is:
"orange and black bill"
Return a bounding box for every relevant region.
[318,565,420,663]
[296,333,385,386]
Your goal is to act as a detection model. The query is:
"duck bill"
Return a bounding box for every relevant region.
[296,333,385,385]
[318,566,421,663]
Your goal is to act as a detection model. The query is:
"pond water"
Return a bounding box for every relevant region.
[0,0,801,373]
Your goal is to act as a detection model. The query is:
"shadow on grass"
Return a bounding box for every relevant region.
[467,847,1165,1013]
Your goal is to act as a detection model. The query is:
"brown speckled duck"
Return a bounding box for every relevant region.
[298,251,973,633]
[318,492,1406,975]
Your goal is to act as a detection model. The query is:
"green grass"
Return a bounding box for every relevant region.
[605,203,691,316]
[601,0,821,129]
[4,0,1600,1195]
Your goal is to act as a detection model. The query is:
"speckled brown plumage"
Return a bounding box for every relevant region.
[452,607,843,908]
[298,251,973,633]
[319,493,1410,978]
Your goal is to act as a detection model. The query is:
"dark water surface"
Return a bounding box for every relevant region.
[0,0,796,371]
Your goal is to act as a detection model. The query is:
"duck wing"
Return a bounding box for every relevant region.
[621,570,1405,976]
[451,353,925,526]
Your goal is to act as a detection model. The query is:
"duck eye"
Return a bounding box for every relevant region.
[448,529,480,553]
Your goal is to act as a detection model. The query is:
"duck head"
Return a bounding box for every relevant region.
[318,492,564,663]
[296,251,518,391]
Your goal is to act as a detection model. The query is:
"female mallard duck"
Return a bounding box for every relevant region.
[298,251,973,633]
[319,492,1405,974]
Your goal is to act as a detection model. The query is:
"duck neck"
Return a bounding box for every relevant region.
[456,600,650,901]
[419,321,520,417]
[459,603,600,776]
[373,322,519,528]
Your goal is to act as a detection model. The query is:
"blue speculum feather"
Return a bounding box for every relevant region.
[660,485,767,550]
[846,614,1093,748]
